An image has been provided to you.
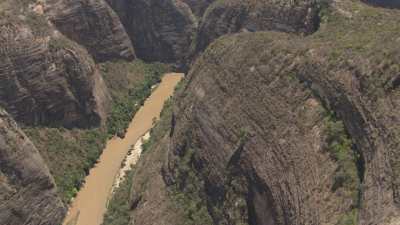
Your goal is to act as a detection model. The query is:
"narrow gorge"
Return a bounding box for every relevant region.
[1,0,400,225]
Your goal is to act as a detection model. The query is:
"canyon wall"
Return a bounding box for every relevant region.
[45,0,136,62]
[0,108,65,225]
[128,1,400,225]
[106,0,197,67]
[0,2,110,128]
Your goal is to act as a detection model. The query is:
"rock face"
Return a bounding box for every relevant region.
[181,0,216,18]
[194,0,322,53]
[128,1,400,225]
[45,0,136,62]
[166,33,358,225]
[106,0,197,67]
[0,108,66,225]
[0,20,110,128]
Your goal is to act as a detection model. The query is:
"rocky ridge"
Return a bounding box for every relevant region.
[127,1,400,225]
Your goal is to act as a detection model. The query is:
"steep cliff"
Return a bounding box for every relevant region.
[45,0,136,62]
[194,0,322,53]
[106,0,196,67]
[127,1,400,225]
[0,108,65,225]
[0,4,110,128]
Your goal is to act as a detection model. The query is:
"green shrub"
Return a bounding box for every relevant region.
[170,147,213,225]
[100,60,168,137]
[24,127,107,204]
[324,113,361,225]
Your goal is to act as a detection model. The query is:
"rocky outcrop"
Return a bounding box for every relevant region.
[128,1,400,225]
[0,20,110,128]
[181,0,216,18]
[45,0,136,62]
[106,0,196,67]
[0,108,66,225]
[194,0,322,53]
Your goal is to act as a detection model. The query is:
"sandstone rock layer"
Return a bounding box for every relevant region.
[128,1,400,225]
[0,108,66,225]
[106,0,196,67]
[46,0,136,62]
[0,21,110,128]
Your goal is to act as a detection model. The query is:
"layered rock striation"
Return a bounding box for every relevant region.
[45,0,136,62]
[106,0,197,67]
[194,0,322,54]
[0,20,110,128]
[0,108,65,225]
[128,1,400,225]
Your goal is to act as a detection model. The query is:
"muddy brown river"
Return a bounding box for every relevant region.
[63,73,184,225]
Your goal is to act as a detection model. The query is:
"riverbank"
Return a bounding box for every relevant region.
[24,61,167,204]
[62,73,184,225]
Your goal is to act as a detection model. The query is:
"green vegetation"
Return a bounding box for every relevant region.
[103,96,177,225]
[24,11,51,36]
[0,0,51,36]
[23,60,169,204]
[338,209,358,225]
[323,112,361,225]
[104,85,213,225]
[169,147,213,225]
[141,98,174,153]
[24,127,107,203]
[100,60,169,137]
[48,36,76,51]
[102,170,134,225]
[141,80,212,225]
[325,114,359,195]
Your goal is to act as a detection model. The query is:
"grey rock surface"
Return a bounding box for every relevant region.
[0,108,66,225]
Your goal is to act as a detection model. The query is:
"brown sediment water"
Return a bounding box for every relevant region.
[62,73,184,225]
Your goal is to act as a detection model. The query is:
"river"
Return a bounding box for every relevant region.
[63,73,184,225]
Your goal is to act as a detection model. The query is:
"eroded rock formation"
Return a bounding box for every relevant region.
[194,0,322,53]
[45,0,136,62]
[0,108,65,225]
[128,1,400,225]
[106,0,197,67]
[0,20,110,128]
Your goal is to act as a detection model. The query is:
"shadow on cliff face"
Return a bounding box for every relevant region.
[362,0,400,9]
[105,0,196,69]
[182,0,329,72]
[247,175,278,225]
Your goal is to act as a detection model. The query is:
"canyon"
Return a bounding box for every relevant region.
[0,0,400,225]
